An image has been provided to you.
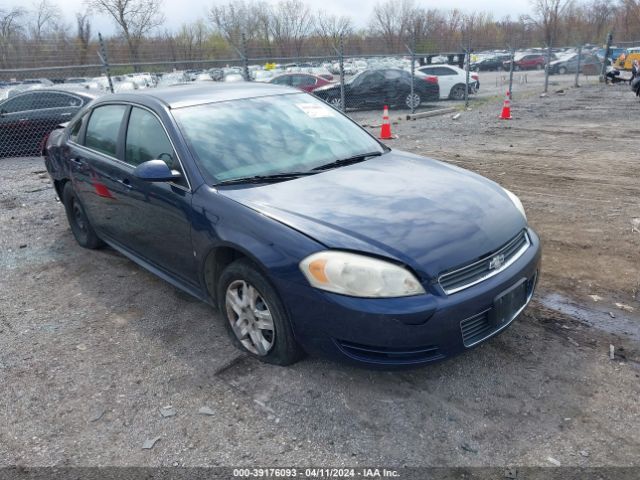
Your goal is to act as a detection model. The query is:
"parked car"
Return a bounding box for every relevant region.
[223,73,245,82]
[597,47,627,63]
[417,65,479,100]
[313,68,439,110]
[549,53,601,75]
[156,72,190,87]
[504,53,546,71]
[268,73,332,92]
[471,55,511,71]
[43,83,540,367]
[65,77,90,84]
[0,88,101,158]
[22,78,54,86]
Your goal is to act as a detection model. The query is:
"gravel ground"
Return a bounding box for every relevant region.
[1,80,639,469]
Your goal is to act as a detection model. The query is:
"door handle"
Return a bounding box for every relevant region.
[69,157,84,166]
[60,112,72,117]
[118,177,133,189]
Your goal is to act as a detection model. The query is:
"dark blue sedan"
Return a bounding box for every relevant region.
[44,83,541,367]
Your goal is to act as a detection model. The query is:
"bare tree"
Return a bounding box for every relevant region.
[526,0,572,92]
[86,0,165,63]
[29,0,61,41]
[175,20,209,61]
[369,0,424,53]
[0,7,26,68]
[269,0,313,56]
[315,10,352,51]
[75,11,91,64]
[209,0,271,50]
[527,0,572,45]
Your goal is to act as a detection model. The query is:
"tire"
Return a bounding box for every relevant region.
[558,66,567,75]
[327,96,343,110]
[514,65,521,72]
[405,92,421,109]
[449,84,466,101]
[218,258,304,366]
[536,64,543,70]
[62,182,104,249]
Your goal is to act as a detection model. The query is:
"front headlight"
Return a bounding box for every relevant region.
[504,188,527,221]
[299,251,426,298]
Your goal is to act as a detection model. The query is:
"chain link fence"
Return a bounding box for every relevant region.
[0,31,632,158]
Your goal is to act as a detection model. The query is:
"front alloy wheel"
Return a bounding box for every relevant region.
[218,259,304,365]
[328,96,343,110]
[225,280,275,356]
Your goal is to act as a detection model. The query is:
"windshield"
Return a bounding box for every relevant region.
[172,93,384,184]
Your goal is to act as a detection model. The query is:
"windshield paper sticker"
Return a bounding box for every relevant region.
[296,103,335,118]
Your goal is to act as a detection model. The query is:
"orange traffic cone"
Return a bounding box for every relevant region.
[500,91,512,120]
[379,105,394,139]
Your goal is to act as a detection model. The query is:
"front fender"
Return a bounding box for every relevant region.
[190,186,324,300]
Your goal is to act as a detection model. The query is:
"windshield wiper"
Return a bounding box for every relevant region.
[215,171,317,186]
[311,151,384,172]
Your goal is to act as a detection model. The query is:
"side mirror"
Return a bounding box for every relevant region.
[133,159,181,182]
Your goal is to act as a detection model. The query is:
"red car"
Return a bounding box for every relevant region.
[503,53,546,71]
[269,73,332,92]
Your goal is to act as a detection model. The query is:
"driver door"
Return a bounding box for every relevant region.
[354,71,385,107]
[117,106,197,284]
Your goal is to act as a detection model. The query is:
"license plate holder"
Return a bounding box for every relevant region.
[490,279,528,326]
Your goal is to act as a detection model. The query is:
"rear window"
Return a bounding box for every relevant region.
[85,105,127,157]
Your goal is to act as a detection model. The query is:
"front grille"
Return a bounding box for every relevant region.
[336,340,444,365]
[460,272,538,347]
[460,311,493,347]
[439,230,530,295]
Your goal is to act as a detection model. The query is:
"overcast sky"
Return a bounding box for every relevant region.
[28,0,535,35]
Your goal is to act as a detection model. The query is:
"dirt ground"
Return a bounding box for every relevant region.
[1,78,639,470]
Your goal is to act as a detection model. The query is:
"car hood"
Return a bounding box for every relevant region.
[219,150,527,279]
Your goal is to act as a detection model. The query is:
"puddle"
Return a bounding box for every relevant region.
[537,292,640,342]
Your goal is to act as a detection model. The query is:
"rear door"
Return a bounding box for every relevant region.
[71,104,129,239]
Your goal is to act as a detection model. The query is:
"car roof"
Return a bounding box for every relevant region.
[1,87,103,101]
[102,82,298,109]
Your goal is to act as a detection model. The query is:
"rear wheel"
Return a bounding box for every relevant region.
[218,259,304,365]
[449,84,466,101]
[62,182,103,249]
[558,66,567,75]
[405,92,421,109]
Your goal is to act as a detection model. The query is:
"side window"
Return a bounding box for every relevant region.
[125,107,177,169]
[440,68,457,76]
[383,70,402,80]
[1,94,36,114]
[38,92,83,109]
[292,75,315,87]
[272,76,290,86]
[69,113,88,143]
[85,105,127,157]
